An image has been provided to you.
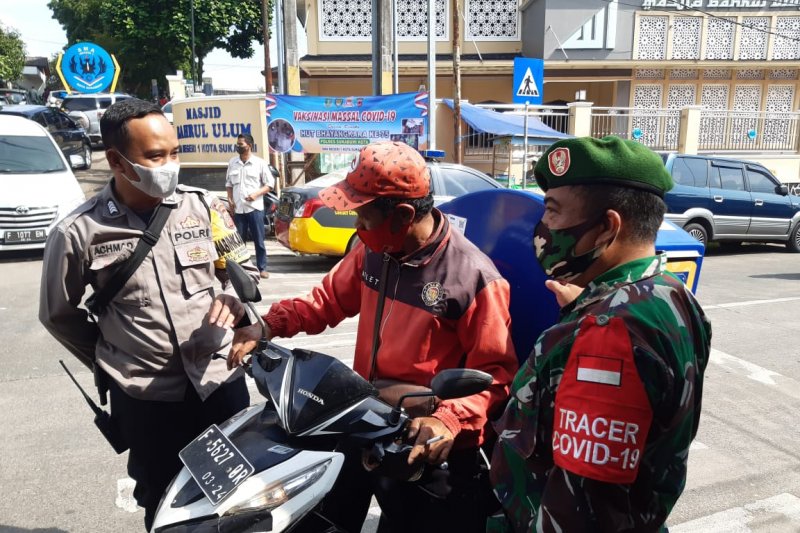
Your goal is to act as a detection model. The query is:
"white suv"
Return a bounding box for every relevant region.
[0,115,86,251]
[60,92,132,146]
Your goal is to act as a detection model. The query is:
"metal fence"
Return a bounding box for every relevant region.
[461,104,570,158]
[591,107,681,152]
[458,104,800,157]
[698,110,800,152]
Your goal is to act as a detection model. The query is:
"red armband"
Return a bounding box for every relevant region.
[552,315,653,484]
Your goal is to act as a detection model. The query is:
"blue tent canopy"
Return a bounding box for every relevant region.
[443,99,572,143]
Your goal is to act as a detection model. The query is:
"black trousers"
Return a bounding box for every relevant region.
[306,446,498,533]
[109,377,250,531]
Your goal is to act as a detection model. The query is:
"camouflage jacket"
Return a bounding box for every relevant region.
[489,254,711,533]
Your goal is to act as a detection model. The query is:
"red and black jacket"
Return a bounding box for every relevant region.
[265,209,518,447]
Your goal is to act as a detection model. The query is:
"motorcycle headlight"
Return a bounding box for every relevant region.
[225,459,331,515]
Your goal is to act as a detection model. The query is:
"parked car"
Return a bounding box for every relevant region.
[662,153,800,251]
[0,88,28,105]
[162,100,173,124]
[275,161,503,256]
[0,105,92,170]
[0,115,86,251]
[60,92,133,146]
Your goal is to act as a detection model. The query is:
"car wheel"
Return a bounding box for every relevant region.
[345,234,361,255]
[788,222,800,253]
[684,222,708,245]
[81,143,92,170]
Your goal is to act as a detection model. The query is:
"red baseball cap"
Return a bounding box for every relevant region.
[319,141,431,211]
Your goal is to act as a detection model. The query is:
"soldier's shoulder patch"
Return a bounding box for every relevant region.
[552,314,653,484]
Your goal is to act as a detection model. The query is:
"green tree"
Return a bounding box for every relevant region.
[0,25,26,84]
[48,0,269,96]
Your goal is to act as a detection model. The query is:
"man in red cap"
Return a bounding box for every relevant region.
[228,141,517,532]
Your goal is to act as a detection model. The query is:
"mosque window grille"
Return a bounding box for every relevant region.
[319,0,448,40]
[465,0,519,40]
[704,17,735,60]
[772,17,800,60]
[671,17,702,60]
[670,69,699,80]
[636,16,668,60]
[738,17,769,61]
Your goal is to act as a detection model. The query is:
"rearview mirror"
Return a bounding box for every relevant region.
[430,369,493,400]
[777,184,789,196]
[226,260,261,304]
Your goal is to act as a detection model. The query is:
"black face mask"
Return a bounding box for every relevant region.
[236,145,248,155]
[532,215,612,282]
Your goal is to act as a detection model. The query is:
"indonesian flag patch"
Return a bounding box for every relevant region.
[577,355,623,386]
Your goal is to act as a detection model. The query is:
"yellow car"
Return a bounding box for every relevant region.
[275,162,503,256]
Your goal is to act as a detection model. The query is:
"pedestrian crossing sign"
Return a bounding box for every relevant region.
[512,57,544,105]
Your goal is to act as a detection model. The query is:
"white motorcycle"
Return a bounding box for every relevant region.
[150,260,492,533]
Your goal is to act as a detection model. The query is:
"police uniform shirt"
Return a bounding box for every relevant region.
[225,154,274,214]
[39,182,259,402]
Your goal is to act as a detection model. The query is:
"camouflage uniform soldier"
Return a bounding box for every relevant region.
[489,136,712,532]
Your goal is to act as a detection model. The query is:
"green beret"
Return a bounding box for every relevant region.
[534,136,673,197]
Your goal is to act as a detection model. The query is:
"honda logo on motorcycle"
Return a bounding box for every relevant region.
[15,206,29,214]
[297,388,325,405]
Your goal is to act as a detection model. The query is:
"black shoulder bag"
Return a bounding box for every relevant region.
[85,202,174,316]
[67,202,174,454]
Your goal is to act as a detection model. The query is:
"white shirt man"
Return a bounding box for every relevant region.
[225,134,276,277]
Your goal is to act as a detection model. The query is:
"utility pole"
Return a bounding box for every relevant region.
[393,0,398,93]
[452,0,462,164]
[371,0,381,95]
[190,0,197,93]
[427,0,436,150]
[261,0,273,93]
[276,0,285,93]
[283,0,301,95]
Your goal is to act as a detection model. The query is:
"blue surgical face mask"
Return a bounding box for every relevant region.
[118,152,180,199]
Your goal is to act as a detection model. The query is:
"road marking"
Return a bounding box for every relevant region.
[115,477,139,513]
[670,493,800,532]
[690,440,708,451]
[708,349,800,402]
[710,349,782,386]
[704,296,800,310]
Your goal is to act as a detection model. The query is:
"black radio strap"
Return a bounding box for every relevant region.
[86,202,175,316]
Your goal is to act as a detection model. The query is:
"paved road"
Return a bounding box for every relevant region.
[1,155,799,531]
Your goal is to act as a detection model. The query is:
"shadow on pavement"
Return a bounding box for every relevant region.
[703,242,788,256]
[265,254,339,274]
[0,249,44,264]
[0,524,69,533]
[749,272,800,281]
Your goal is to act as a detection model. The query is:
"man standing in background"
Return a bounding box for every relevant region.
[226,133,274,279]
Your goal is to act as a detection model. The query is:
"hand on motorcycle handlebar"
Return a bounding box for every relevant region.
[227,323,270,370]
[407,417,454,465]
[208,294,245,329]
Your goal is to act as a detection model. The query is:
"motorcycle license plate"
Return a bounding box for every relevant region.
[4,229,46,243]
[179,425,254,506]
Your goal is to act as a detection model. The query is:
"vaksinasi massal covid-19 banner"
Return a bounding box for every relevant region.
[265,92,429,154]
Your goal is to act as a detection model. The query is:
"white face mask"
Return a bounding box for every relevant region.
[118,152,180,199]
